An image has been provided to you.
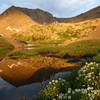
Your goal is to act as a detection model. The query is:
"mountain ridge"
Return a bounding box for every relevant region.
[1,6,56,24]
[0,6,100,24]
[56,6,100,23]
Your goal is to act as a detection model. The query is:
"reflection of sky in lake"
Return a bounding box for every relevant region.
[0,78,42,100]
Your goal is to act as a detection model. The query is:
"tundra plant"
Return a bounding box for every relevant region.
[76,62,100,89]
[39,62,100,100]
[39,78,69,100]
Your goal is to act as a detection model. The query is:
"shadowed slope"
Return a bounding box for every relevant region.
[14,6,56,24]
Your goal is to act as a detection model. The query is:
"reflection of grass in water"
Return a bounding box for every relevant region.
[0,38,14,59]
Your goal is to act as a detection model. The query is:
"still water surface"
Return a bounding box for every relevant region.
[0,77,42,100]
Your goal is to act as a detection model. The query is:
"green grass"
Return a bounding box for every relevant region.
[30,39,65,49]
[63,39,100,56]
[0,38,14,59]
[9,39,100,59]
[92,53,100,63]
[9,49,39,59]
[8,39,64,59]
[36,39,100,57]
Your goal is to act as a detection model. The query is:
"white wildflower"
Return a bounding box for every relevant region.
[68,96,71,99]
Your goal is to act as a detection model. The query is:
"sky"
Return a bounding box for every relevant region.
[0,0,100,18]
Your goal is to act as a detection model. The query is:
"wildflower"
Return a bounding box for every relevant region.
[58,78,61,80]
[72,91,75,94]
[81,89,87,94]
[87,87,93,90]
[53,98,56,100]
[52,80,55,83]
[91,67,94,70]
[55,80,58,83]
[88,93,91,96]
[86,62,88,65]
[88,78,91,81]
[56,94,58,97]
[92,83,95,86]
[58,93,64,99]
[49,82,51,84]
[68,96,71,99]
[90,62,93,65]
[62,79,66,82]
[68,88,72,93]
[96,76,98,79]
[82,84,85,87]
[75,89,80,92]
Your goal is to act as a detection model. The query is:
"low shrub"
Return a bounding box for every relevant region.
[39,62,100,100]
[92,53,100,63]
[39,79,69,100]
[76,62,100,89]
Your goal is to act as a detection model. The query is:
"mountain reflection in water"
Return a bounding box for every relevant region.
[0,71,71,100]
